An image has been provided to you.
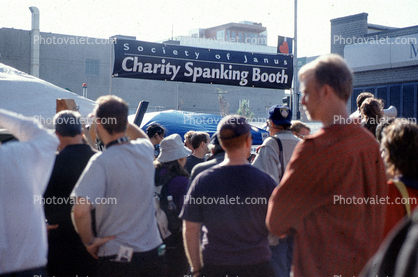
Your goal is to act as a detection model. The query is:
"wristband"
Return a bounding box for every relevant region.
[85,237,95,246]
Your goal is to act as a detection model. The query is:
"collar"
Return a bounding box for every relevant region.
[105,136,129,149]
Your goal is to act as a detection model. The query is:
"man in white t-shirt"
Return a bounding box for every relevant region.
[0,109,59,276]
[71,95,163,277]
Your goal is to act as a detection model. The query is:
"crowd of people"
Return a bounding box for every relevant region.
[1,54,418,277]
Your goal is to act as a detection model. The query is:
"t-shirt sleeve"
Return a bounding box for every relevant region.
[179,176,203,223]
[71,153,106,208]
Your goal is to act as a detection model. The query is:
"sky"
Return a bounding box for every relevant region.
[1,0,418,57]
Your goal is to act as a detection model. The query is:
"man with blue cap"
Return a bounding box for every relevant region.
[252,104,301,277]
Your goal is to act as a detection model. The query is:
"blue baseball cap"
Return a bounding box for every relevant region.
[268,105,292,125]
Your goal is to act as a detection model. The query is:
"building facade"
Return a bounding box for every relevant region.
[331,13,418,119]
[0,20,286,119]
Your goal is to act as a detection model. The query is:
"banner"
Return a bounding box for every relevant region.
[112,39,293,90]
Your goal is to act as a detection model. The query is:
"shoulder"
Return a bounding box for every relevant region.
[276,131,301,142]
[85,151,103,165]
[171,175,189,186]
[249,164,276,179]
[257,137,279,152]
[131,137,153,149]
[193,159,217,172]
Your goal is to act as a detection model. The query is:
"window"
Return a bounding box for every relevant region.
[248,32,258,44]
[216,30,225,41]
[237,32,243,43]
[403,85,415,118]
[377,87,388,108]
[85,59,99,75]
[231,31,237,42]
[259,31,267,45]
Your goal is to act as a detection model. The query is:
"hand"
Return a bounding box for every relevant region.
[86,236,116,259]
[46,224,59,236]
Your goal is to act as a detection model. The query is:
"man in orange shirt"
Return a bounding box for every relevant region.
[266,54,387,277]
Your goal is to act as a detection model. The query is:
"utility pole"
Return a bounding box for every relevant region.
[293,0,298,119]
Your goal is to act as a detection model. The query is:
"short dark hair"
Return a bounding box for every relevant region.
[381,118,418,179]
[54,110,82,137]
[299,54,353,101]
[356,92,374,109]
[191,132,209,149]
[146,123,165,138]
[94,95,128,135]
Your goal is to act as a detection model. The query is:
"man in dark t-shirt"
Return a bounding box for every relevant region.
[44,110,97,277]
[184,132,210,173]
[181,115,276,277]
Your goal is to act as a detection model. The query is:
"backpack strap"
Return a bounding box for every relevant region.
[274,137,285,180]
[393,180,411,217]
[154,167,177,207]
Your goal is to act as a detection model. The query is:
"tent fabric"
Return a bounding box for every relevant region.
[129,110,268,145]
[0,63,96,128]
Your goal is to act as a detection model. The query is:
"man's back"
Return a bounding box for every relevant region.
[182,164,276,266]
[44,144,97,276]
[72,138,162,257]
[184,154,205,174]
[45,144,96,225]
[268,123,387,277]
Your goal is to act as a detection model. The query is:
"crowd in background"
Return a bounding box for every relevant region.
[1,54,418,277]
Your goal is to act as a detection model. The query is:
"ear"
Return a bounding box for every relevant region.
[246,134,253,147]
[321,84,334,99]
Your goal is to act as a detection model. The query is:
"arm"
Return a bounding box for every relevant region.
[0,109,55,142]
[126,122,149,140]
[72,197,115,259]
[266,142,323,236]
[0,109,59,193]
[183,220,203,277]
[252,140,280,184]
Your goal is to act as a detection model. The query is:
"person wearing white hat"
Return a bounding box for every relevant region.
[155,133,191,276]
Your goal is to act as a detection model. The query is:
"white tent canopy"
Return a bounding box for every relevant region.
[0,63,96,127]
